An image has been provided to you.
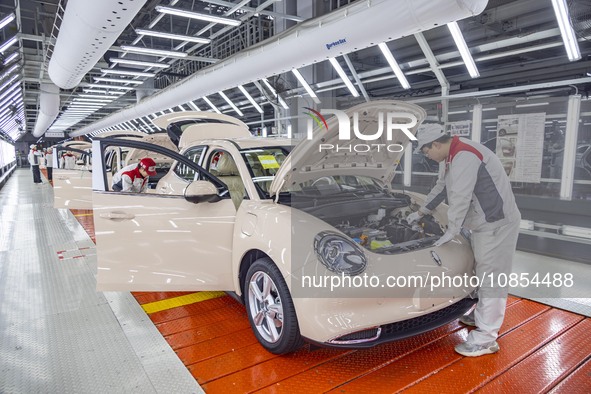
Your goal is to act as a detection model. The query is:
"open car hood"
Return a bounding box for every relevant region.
[269,100,426,196]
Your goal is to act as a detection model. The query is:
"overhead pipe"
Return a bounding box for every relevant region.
[48,0,147,89]
[32,83,60,137]
[70,0,488,136]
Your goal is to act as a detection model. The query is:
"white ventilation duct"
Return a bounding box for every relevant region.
[32,83,60,137]
[70,0,488,137]
[48,0,147,89]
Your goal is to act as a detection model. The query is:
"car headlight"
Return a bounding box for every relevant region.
[314,231,367,276]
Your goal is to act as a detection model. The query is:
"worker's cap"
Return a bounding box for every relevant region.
[139,157,157,176]
[414,124,446,153]
[30,144,36,149]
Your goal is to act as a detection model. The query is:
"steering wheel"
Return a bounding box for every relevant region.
[312,176,337,186]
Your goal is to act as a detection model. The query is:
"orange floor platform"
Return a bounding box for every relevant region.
[71,208,591,393]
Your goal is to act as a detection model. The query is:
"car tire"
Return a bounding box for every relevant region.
[244,257,303,354]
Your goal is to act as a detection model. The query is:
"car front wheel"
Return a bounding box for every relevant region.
[244,257,303,354]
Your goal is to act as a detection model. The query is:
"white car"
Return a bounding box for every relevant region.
[91,101,476,354]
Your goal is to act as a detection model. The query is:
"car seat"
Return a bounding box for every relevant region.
[209,153,246,209]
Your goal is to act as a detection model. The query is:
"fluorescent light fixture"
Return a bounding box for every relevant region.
[79,94,121,100]
[0,75,20,98]
[238,85,263,114]
[100,68,156,78]
[262,78,289,109]
[551,0,581,61]
[94,77,144,85]
[561,225,591,239]
[328,57,359,97]
[0,36,17,54]
[469,107,497,112]
[110,58,170,69]
[377,43,411,89]
[139,117,154,131]
[135,29,211,44]
[87,84,134,90]
[187,101,201,111]
[515,102,550,108]
[219,91,243,116]
[73,98,113,103]
[155,6,241,27]
[121,45,188,58]
[83,89,125,95]
[202,96,222,114]
[447,22,479,78]
[291,68,320,103]
[448,110,468,115]
[177,105,186,112]
[0,13,15,30]
[3,51,18,65]
[0,64,20,82]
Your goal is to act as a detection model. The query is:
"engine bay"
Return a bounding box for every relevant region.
[292,191,446,254]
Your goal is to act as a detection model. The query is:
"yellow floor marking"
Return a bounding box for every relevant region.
[73,213,94,217]
[141,291,227,314]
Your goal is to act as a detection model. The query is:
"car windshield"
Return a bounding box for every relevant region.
[241,147,290,198]
[241,146,385,199]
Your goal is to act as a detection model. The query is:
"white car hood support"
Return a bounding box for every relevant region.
[70,0,488,137]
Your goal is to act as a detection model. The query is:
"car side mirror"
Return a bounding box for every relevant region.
[184,180,221,203]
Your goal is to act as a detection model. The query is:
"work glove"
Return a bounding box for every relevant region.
[433,231,454,247]
[406,211,422,224]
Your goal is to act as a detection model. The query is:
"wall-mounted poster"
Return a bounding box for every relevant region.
[446,120,471,137]
[496,113,545,183]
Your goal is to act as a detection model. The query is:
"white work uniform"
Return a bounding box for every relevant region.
[420,136,521,345]
[111,163,148,193]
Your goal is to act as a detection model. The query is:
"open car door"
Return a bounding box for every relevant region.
[91,138,237,292]
[53,146,93,209]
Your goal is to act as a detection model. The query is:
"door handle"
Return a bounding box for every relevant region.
[99,211,135,220]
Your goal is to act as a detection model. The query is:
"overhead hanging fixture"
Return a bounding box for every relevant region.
[110,58,170,69]
[291,69,320,104]
[87,84,134,90]
[0,13,15,30]
[100,69,156,78]
[447,21,479,78]
[93,77,144,85]
[328,57,359,97]
[120,45,188,58]
[261,79,289,109]
[378,43,411,89]
[155,6,242,27]
[202,97,222,114]
[238,85,263,114]
[0,36,17,54]
[187,101,202,111]
[219,91,243,116]
[550,0,581,61]
[135,29,211,44]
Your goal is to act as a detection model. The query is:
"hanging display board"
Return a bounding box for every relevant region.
[496,113,546,183]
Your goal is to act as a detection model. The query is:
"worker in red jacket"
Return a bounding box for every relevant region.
[111,158,157,192]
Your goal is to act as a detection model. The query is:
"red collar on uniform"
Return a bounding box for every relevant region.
[447,135,483,167]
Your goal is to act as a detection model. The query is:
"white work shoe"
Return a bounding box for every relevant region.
[454,341,499,357]
[459,314,476,327]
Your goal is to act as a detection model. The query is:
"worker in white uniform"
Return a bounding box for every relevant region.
[28,144,43,184]
[407,124,521,357]
[111,158,157,193]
